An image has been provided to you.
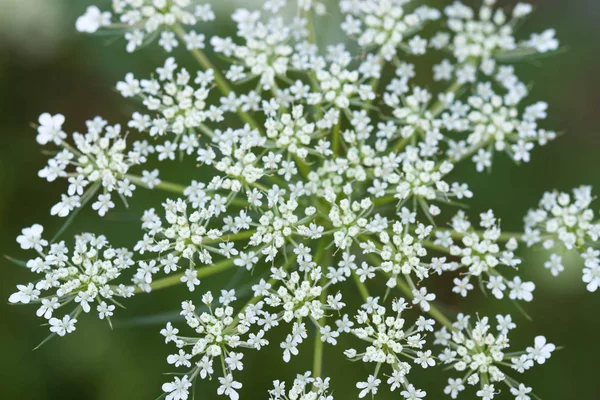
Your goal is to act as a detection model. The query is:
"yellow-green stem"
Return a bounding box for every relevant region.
[436,228,524,242]
[312,235,330,379]
[126,174,248,206]
[429,80,464,117]
[353,272,370,301]
[332,119,341,155]
[396,276,454,330]
[203,230,256,244]
[126,174,186,194]
[135,258,236,293]
[390,136,411,154]
[364,253,454,330]
[293,154,312,180]
[312,286,327,378]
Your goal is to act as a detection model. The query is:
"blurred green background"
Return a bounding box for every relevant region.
[0,0,599,399]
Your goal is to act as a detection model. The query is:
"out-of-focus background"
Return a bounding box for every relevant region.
[0,0,599,399]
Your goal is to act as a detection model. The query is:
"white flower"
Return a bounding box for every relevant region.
[217,374,242,400]
[496,314,516,334]
[9,283,40,304]
[452,277,473,297]
[49,315,77,336]
[37,113,66,145]
[356,375,380,398]
[508,277,535,302]
[415,350,436,368]
[438,314,550,398]
[10,233,134,330]
[583,263,600,292]
[97,302,115,320]
[476,384,496,400]
[16,224,47,251]
[444,378,465,399]
[142,169,161,188]
[162,376,192,400]
[34,114,142,217]
[92,194,115,217]
[36,298,59,319]
[160,322,179,344]
[51,195,81,217]
[527,29,559,53]
[75,6,111,34]
[401,384,426,400]
[225,352,244,371]
[510,384,532,400]
[412,287,435,312]
[527,336,555,364]
[167,350,192,368]
[269,372,333,399]
[544,254,564,276]
[181,269,200,292]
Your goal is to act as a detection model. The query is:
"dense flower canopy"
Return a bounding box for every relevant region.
[8,1,599,400]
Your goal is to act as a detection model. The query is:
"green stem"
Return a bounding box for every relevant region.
[312,329,324,378]
[293,154,312,180]
[453,141,489,165]
[494,46,565,63]
[390,136,411,154]
[373,194,397,206]
[127,174,248,206]
[429,80,464,117]
[352,272,370,301]
[311,232,331,379]
[203,230,256,244]
[436,228,524,242]
[365,56,385,121]
[306,10,317,46]
[422,241,452,254]
[135,258,236,293]
[126,174,186,195]
[331,118,341,156]
[364,253,454,330]
[395,276,454,330]
[312,286,327,379]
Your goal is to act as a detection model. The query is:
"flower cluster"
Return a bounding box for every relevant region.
[345,297,434,399]
[117,56,254,162]
[212,10,296,91]
[76,1,215,53]
[134,197,221,292]
[9,225,135,336]
[159,260,341,400]
[160,291,263,400]
[340,0,441,61]
[435,314,555,400]
[435,210,534,302]
[10,1,596,400]
[35,114,153,217]
[440,0,558,66]
[523,186,600,292]
[269,372,333,400]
